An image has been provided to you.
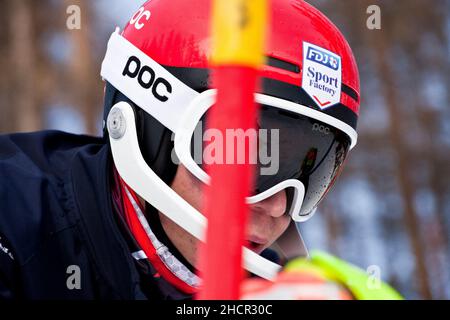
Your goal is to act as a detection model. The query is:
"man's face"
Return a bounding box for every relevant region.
[158,165,291,267]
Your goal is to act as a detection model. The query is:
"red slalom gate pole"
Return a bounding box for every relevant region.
[197,0,268,300]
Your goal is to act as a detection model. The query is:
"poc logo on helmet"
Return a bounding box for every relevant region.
[129,7,151,30]
[307,47,340,71]
[312,123,331,135]
[123,56,173,102]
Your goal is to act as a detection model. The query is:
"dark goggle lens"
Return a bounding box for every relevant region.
[256,106,350,216]
[189,105,351,217]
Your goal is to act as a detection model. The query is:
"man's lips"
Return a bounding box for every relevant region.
[246,235,268,254]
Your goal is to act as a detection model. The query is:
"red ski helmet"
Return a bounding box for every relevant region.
[101,0,360,280]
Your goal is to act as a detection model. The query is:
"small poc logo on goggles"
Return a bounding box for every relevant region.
[312,123,331,135]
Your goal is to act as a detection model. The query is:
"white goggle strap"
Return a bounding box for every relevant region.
[100,30,199,133]
[107,102,282,281]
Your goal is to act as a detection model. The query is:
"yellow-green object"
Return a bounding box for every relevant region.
[211,0,267,66]
[285,250,403,300]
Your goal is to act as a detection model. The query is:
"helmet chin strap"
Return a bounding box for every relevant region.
[107,101,282,281]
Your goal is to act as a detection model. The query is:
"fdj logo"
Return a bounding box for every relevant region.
[307,47,340,71]
[123,56,172,102]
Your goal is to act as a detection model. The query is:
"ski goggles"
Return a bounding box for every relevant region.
[101,30,357,223]
[175,90,352,221]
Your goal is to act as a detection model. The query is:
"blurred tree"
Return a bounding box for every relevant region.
[6,0,39,131]
[0,0,103,135]
[65,0,103,135]
[308,0,450,299]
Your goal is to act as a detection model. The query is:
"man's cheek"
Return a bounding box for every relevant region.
[275,217,291,240]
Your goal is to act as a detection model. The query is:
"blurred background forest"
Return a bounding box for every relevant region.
[0,0,449,299]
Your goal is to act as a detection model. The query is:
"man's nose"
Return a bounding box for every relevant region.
[249,190,287,218]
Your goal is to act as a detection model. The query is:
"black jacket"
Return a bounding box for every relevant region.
[0,131,190,300]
